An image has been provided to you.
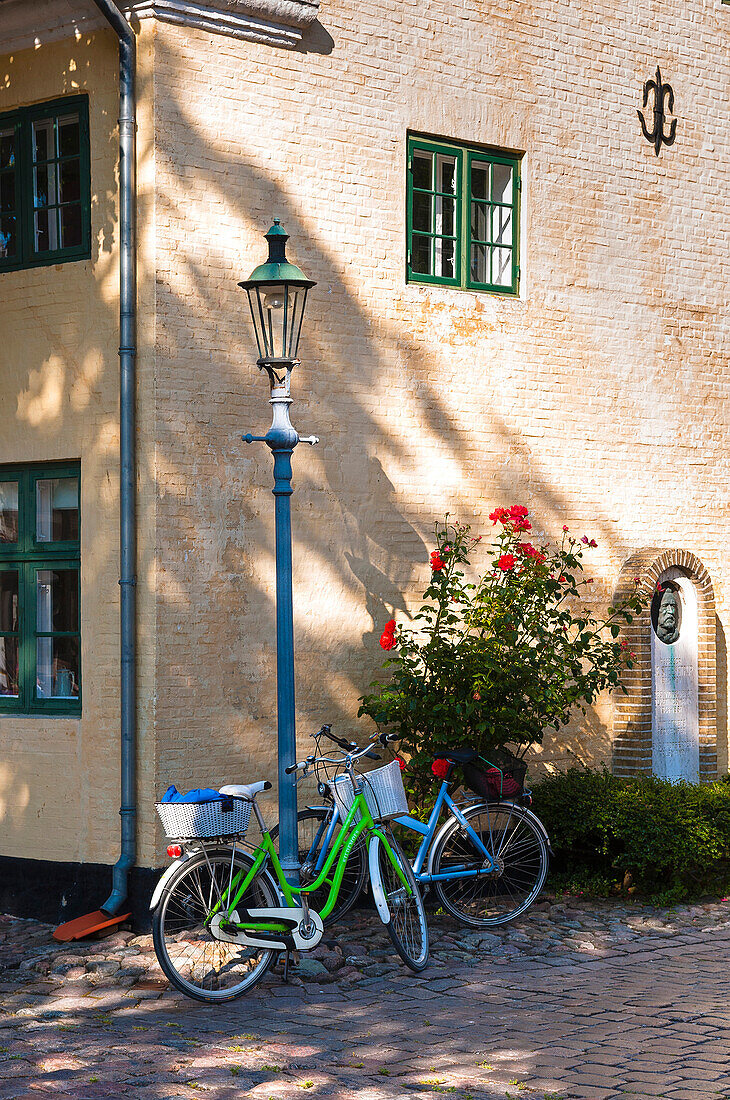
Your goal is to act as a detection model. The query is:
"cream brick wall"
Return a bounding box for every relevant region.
[149,0,730,839]
[1,0,728,873]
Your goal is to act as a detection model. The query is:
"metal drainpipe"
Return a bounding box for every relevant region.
[89,0,137,916]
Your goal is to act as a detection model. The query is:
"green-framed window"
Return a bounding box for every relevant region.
[0,462,81,716]
[407,135,521,295]
[0,96,91,273]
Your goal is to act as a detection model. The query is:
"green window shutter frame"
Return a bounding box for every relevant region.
[0,461,81,717]
[406,133,521,297]
[0,95,91,274]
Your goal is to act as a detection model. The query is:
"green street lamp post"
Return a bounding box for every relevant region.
[239,221,317,885]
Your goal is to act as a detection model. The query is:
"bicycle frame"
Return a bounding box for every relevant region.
[207,787,412,934]
[309,780,498,885]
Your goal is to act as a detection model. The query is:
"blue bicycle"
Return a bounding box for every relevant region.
[279,726,551,928]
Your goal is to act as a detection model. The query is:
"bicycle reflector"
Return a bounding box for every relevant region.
[166,844,183,859]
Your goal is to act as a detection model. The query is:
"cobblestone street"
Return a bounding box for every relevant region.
[2,899,730,1099]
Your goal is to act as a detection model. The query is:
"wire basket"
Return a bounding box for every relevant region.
[155,797,251,839]
[332,760,409,823]
[462,749,527,801]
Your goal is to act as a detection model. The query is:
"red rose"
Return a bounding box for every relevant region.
[511,517,532,533]
[563,525,569,532]
[589,539,597,548]
[396,757,407,771]
[431,759,451,780]
[509,505,529,519]
[430,551,446,572]
[489,507,511,525]
[379,619,396,650]
[497,553,516,571]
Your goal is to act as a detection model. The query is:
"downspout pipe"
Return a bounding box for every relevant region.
[90,0,138,916]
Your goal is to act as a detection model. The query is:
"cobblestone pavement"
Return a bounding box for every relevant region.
[2,898,730,1099]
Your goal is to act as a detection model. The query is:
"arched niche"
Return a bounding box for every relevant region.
[612,549,717,782]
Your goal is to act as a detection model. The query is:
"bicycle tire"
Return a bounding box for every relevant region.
[152,848,279,1003]
[270,806,367,924]
[431,801,548,927]
[370,827,429,971]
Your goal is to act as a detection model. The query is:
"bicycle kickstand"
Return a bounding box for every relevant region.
[281,948,300,983]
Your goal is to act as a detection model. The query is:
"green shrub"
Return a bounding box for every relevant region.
[531,768,730,904]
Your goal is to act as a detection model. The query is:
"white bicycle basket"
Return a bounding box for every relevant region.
[332,760,408,823]
[155,797,251,839]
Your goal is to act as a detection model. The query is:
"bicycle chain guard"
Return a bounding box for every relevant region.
[210,907,324,952]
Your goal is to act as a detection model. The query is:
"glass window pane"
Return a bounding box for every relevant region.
[60,159,80,204]
[58,115,80,158]
[0,216,17,260]
[60,204,82,249]
[412,150,432,191]
[0,482,18,543]
[471,242,488,284]
[34,208,50,252]
[0,129,15,170]
[37,636,79,700]
[33,118,54,163]
[436,238,454,279]
[493,247,512,286]
[0,173,14,214]
[437,154,456,196]
[471,162,488,201]
[412,190,432,234]
[471,200,489,243]
[435,195,455,237]
[492,163,513,204]
[411,233,431,275]
[34,163,56,209]
[0,571,18,632]
[492,206,512,247]
[0,637,19,697]
[36,568,78,633]
[36,477,79,542]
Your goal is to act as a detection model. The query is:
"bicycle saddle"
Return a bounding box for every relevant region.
[219,781,272,801]
[431,749,479,763]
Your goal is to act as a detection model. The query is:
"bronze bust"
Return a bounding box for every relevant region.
[652,584,681,645]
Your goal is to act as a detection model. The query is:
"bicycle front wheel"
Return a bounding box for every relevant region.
[370,827,429,972]
[432,802,548,927]
[152,848,279,1003]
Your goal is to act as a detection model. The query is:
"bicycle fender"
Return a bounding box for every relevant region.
[368,835,391,923]
[426,801,547,876]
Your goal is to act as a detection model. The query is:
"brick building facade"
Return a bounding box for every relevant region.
[0,0,728,919]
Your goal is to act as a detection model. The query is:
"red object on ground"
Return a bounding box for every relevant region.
[52,909,131,942]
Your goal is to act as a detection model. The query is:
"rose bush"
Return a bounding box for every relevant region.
[359,510,645,786]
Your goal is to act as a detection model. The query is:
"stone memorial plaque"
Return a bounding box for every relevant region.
[651,568,699,783]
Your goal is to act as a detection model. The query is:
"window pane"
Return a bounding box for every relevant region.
[36,477,79,542]
[58,115,80,158]
[36,568,78,633]
[60,204,82,249]
[0,128,15,170]
[435,195,455,237]
[0,216,17,260]
[0,571,18,631]
[0,482,18,543]
[412,190,432,233]
[33,118,54,163]
[412,150,432,191]
[492,163,513,204]
[34,208,50,252]
[471,162,488,201]
[492,206,512,247]
[437,154,456,196]
[436,238,454,279]
[0,637,19,697]
[0,173,14,214]
[34,162,56,209]
[493,247,512,286]
[60,159,80,204]
[471,200,489,243]
[37,635,79,699]
[411,233,431,275]
[471,242,488,284]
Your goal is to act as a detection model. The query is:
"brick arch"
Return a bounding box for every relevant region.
[612,549,717,781]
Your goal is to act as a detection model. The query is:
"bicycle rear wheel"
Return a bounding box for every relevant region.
[370,827,429,971]
[431,802,548,927]
[152,848,279,1003]
[271,806,367,924]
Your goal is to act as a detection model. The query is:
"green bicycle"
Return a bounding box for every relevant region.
[151,733,429,1003]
